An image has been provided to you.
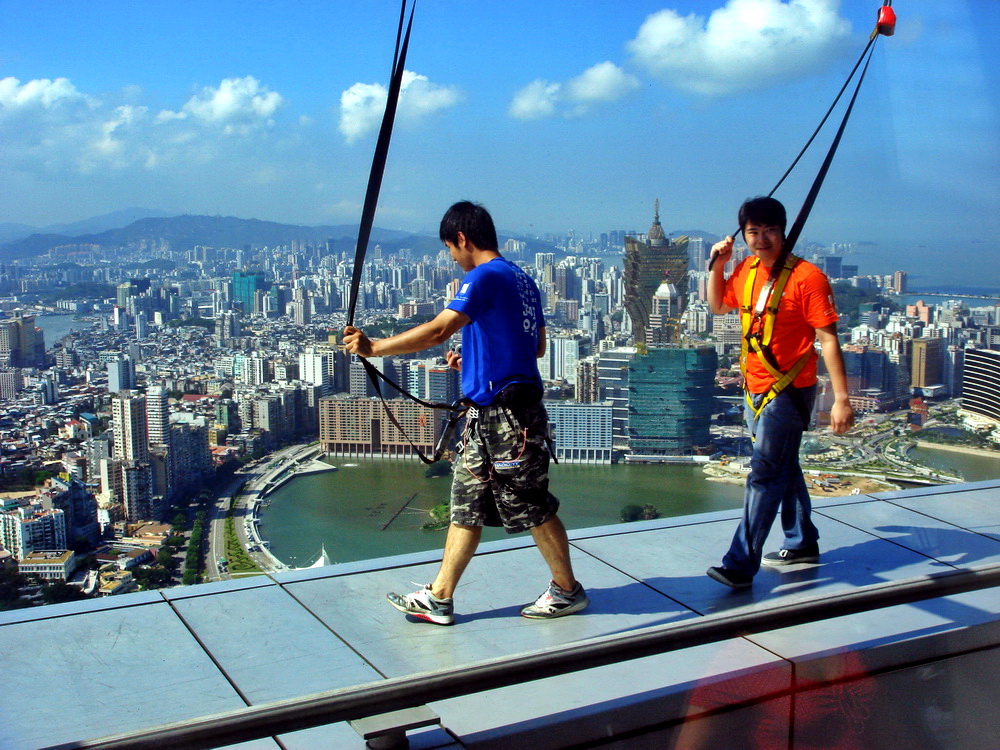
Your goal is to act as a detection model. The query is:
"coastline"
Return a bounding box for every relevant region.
[914,440,1000,459]
[701,461,900,496]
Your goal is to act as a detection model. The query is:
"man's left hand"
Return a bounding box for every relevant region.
[829,400,855,435]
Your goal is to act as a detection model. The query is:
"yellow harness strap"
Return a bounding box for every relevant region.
[739,253,812,427]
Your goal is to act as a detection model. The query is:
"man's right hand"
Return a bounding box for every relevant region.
[710,236,734,269]
[342,326,373,357]
[445,349,462,372]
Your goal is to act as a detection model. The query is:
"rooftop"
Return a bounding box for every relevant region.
[3,478,1000,748]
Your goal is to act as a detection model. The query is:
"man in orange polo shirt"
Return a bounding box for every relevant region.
[706,196,854,588]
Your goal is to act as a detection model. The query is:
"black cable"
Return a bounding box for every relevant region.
[784,42,877,255]
[708,31,882,271]
[346,1,415,326]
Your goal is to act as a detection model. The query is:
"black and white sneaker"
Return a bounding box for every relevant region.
[386,584,454,625]
[520,581,589,619]
[706,566,753,589]
[762,545,820,566]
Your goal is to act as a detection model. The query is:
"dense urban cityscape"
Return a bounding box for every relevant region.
[1,204,999,607]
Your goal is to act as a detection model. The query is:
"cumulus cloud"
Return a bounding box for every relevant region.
[509,80,561,120]
[628,0,852,96]
[566,62,640,104]
[0,76,95,114]
[158,76,284,134]
[509,62,638,120]
[338,70,461,144]
[93,105,146,154]
[1,74,292,179]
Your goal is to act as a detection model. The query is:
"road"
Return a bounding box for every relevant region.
[204,445,315,581]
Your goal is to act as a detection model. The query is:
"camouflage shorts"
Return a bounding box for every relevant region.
[451,390,559,534]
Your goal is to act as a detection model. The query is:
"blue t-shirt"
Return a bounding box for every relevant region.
[447,257,544,406]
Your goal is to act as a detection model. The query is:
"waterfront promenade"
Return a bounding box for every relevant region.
[5,478,1000,748]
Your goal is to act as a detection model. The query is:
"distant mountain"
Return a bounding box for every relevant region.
[44,207,176,237]
[0,214,440,262]
[0,207,174,247]
[0,222,38,245]
[674,229,722,244]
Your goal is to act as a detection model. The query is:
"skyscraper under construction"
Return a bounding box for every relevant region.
[623,200,689,345]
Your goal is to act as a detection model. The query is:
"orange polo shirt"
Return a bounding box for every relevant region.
[723,256,839,394]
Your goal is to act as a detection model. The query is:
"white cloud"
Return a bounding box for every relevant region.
[510,62,638,120]
[628,0,852,96]
[1,74,291,179]
[509,80,561,120]
[0,76,95,113]
[90,105,149,165]
[158,76,284,134]
[338,70,461,144]
[566,62,640,104]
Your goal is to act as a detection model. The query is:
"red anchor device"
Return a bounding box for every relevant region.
[876,1,896,37]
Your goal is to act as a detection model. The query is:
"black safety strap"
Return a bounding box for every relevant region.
[339,2,469,463]
[708,23,885,271]
[346,1,415,327]
[783,41,876,254]
[361,356,468,464]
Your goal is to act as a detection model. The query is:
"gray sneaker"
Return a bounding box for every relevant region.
[520,581,589,619]
[386,584,454,625]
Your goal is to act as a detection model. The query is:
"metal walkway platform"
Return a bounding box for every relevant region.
[4,479,1000,749]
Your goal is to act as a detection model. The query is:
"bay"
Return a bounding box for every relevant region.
[908,445,1000,483]
[35,314,92,345]
[258,461,745,568]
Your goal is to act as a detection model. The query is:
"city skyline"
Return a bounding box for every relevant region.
[2,2,999,288]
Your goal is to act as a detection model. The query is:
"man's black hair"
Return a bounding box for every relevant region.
[738,196,787,236]
[439,200,499,251]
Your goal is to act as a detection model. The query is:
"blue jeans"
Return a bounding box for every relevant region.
[722,384,818,577]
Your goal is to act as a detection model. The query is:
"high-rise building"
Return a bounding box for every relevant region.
[623,201,689,346]
[112,392,148,463]
[0,504,67,560]
[893,270,908,295]
[215,311,241,344]
[232,271,269,314]
[0,312,45,368]
[821,256,843,279]
[647,279,682,344]
[145,386,170,447]
[574,357,601,403]
[107,357,135,394]
[961,348,1000,426]
[545,402,613,464]
[540,334,589,385]
[596,347,638,457]
[843,346,892,394]
[627,346,717,456]
[111,391,154,521]
[911,337,945,389]
[318,396,442,459]
[0,368,21,400]
[299,346,334,393]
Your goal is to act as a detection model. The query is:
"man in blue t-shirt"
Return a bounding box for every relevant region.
[343,201,588,626]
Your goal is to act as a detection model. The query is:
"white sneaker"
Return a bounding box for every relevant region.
[386,583,454,625]
[520,581,589,619]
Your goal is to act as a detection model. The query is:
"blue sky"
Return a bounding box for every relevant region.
[1,1,998,282]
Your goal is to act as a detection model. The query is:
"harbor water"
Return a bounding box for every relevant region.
[258,461,746,568]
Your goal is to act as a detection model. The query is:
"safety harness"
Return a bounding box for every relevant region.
[719,2,897,435]
[739,253,811,427]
